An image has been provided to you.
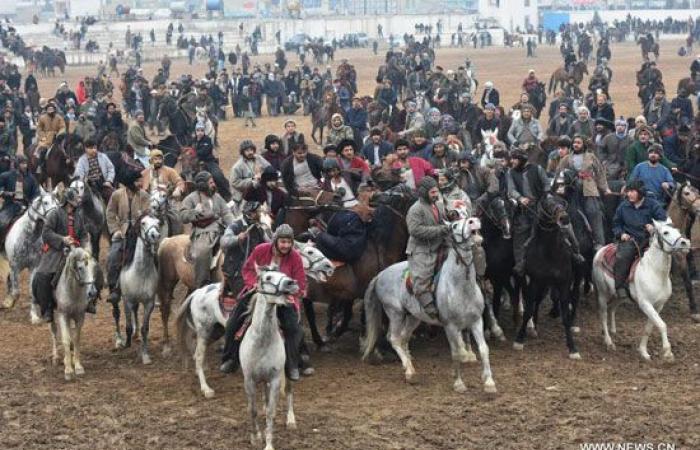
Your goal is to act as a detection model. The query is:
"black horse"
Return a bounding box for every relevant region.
[514,194,580,358]
[480,195,518,327]
[158,103,192,147]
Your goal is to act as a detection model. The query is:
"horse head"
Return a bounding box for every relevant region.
[449,216,482,246]
[538,194,570,229]
[676,182,700,216]
[69,179,86,202]
[653,218,690,254]
[255,265,299,301]
[294,241,334,283]
[30,186,60,221]
[139,214,162,247]
[150,189,169,217]
[66,247,97,298]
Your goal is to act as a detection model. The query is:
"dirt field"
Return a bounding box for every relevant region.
[1,40,700,450]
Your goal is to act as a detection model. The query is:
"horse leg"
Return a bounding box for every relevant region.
[57,314,74,380]
[331,300,353,339]
[72,317,85,376]
[49,319,59,366]
[514,282,544,350]
[387,315,417,382]
[470,318,497,393]
[680,261,700,322]
[638,299,674,362]
[443,324,471,393]
[132,302,140,342]
[4,265,19,308]
[598,289,616,351]
[285,380,296,430]
[245,378,262,445]
[140,300,155,365]
[302,297,326,350]
[557,285,580,359]
[264,377,281,450]
[194,332,215,398]
[483,294,505,342]
[124,300,134,348]
[112,299,125,348]
[161,294,173,357]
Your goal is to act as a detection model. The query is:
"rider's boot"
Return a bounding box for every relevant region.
[418,292,439,321]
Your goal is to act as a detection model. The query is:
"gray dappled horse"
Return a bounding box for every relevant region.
[362,217,497,394]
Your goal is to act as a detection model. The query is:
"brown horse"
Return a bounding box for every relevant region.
[667,182,700,322]
[302,180,415,349]
[26,135,75,189]
[283,189,341,236]
[156,234,223,356]
[638,36,660,61]
[548,61,588,94]
[310,91,344,144]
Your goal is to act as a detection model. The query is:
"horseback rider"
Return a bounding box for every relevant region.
[73,138,115,202]
[219,224,306,381]
[0,155,39,240]
[194,122,231,201]
[126,109,154,168]
[554,134,611,250]
[455,151,499,213]
[105,169,151,306]
[564,47,577,76]
[304,201,367,264]
[140,149,184,198]
[406,176,450,320]
[229,139,271,211]
[321,158,359,207]
[36,101,66,173]
[180,171,235,288]
[219,201,271,303]
[32,186,90,321]
[628,144,675,208]
[612,180,667,299]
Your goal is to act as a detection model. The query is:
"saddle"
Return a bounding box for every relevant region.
[599,244,641,283]
[403,248,447,296]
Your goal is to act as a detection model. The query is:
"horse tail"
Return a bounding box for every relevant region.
[175,290,196,363]
[548,72,554,94]
[361,275,382,361]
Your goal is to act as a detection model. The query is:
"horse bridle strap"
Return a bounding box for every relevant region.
[259,275,293,297]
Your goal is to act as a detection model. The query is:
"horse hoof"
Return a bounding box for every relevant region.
[162,345,172,358]
[64,371,74,381]
[74,365,85,376]
[318,344,333,353]
[512,342,524,351]
[30,311,42,325]
[568,352,582,360]
[405,372,417,384]
[526,328,538,339]
[571,326,581,334]
[286,420,297,430]
[638,349,651,362]
[264,445,275,450]
[663,352,675,363]
[142,354,152,365]
[3,295,16,309]
[203,388,215,399]
[691,313,700,323]
[494,328,506,342]
[605,342,616,352]
[453,382,467,393]
[484,379,498,394]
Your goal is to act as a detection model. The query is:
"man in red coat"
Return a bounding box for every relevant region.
[220,224,306,380]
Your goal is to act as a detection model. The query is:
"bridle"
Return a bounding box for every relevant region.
[258,272,297,298]
[68,252,95,287]
[139,215,161,252]
[27,196,56,223]
[654,227,686,254]
[536,198,568,231]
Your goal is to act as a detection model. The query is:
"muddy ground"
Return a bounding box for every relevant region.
[1,40,699,450]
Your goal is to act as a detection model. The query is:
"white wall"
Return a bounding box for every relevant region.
[478,0,539,32]
[567,9,700,23]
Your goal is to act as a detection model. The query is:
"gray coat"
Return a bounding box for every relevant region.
[37,206,89,274]
[228,155,271,202]
[180,190,235,244]
[406,199,448,255]
[507,117,544,145]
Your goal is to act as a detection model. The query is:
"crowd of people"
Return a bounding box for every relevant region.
[1,15,700,382]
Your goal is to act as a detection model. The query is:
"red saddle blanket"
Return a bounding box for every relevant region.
[599,244,640,283]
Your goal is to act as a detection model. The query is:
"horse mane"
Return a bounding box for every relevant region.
[122,213,148,267]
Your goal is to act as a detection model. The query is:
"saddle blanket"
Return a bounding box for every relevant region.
[599,243,640,283]
[403,267,441,296]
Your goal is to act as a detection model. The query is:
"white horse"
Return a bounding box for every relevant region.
[1,187,59,316]
[414,90,431,115]
[241,266,301,450]
[49,247,98,380]
[479,129,498,168]
[117,213,161,364]
[175,242,334,398]
[362,217,497,393]
[195,106,216,142]
[592,219,689,361]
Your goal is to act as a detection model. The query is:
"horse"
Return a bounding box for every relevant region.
[513,194,580,359]
[592,219,689,360]
[362,217,497,394]
[27,135,74,189]
[0,187,60,315]
[114,214,161,364]
[158,103,193,147]
[69,179,107,259]
[665,182,700,322]
[302,184,414,349]
[48,247,98,381]
[309,92,343,145]
[240,267,300,450]
[548,61,588,94]
[149,189,184,238]
[638,36,660,61]
[174,242,333,398]
[677,77,698,96]
[479,194,517,331]
[528,82,547,118]
[478,129,498,167]
[283,189,342,236]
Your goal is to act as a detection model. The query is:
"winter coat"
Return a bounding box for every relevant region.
[106,188,151,236]
[37,206,89,274]
[315,210,367,262]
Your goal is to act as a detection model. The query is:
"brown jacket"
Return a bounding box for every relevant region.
[106,187,151,236]
[37,113,66,148]
[141,166,184,194]
[556,151,609,197]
